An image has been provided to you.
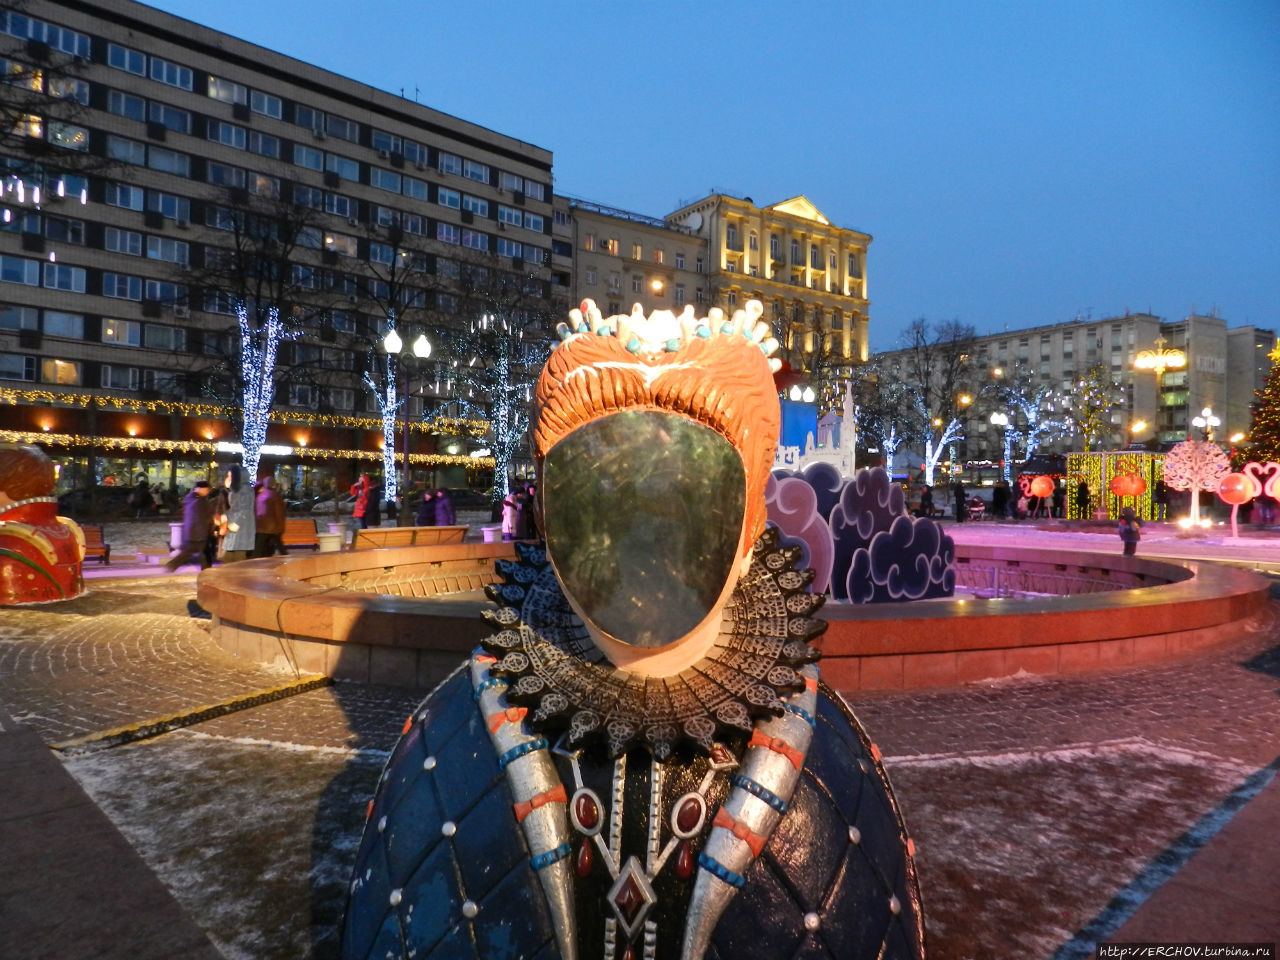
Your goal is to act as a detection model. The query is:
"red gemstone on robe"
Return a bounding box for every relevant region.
[576,839,593,877]
[676,796,703,833]
[574,791,599,830]
[623,946,637,960]
[676,840,695,879]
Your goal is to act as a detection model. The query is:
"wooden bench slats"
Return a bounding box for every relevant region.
[81,524,111,565]
[351,525,469,550]
[282,518,320,548]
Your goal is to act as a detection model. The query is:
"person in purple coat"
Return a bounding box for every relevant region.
[433,488,455,526]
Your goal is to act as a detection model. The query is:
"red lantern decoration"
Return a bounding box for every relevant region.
[1216,473,1253,506]
[1029,475,1054,498]
[1108,473,1147,497]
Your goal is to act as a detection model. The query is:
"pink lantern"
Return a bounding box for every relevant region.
[1109,473,1147,497]
[1217,473,1253,506]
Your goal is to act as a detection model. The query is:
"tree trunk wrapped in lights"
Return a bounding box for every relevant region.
[236,302,297,481]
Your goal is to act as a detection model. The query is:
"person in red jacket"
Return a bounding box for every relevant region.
[350,475,372,528]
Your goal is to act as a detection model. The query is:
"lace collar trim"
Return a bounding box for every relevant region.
[480,527,825,758]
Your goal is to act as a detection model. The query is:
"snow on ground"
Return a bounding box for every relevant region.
[64,730,384,960]
[884,738,1258,960]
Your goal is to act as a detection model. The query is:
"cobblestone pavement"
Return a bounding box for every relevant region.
[2,574,1278,958]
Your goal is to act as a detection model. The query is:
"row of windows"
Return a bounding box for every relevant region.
[0,11,91,58]
[0,305,187,350]
[8,11,551,203]
[0,55,91,104]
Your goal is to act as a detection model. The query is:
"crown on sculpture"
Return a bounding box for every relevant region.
[535,298,782,549]
[555,298,782,371]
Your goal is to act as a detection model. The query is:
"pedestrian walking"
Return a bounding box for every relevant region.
[129,474,150,519]
[1052,482,1065,518]
[165,480,216,572]
[952,480,968,522]
[416,489,437,526]
[1154,479,1169,521]
[253,478,286,557]
[1118,506,1142,556]
[501,489,519,540]
[434,488,455,527]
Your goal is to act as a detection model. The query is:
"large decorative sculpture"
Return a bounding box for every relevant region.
[1217,462,1279,537]
[0,444,85,604]
[768,463,954,603]
[1163,439,1230,526]
[343,301,925,959]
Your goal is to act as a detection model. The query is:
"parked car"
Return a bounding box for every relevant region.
[311,494,358,514]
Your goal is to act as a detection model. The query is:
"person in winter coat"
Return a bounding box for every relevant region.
[415,489,436,526]
[350,475,372,528]
[501,490,519,540]
[1076,480,1091,520]
[918,484,934,518]
[433,489,455,527]
[129,474,150,518]
[1118,506,1142,556]
[253,478,286,557]
[165,481,216,572]
[220,465,256,562]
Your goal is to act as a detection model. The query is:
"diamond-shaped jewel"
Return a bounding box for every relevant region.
[607,856,656,938]
[708,742,739,771]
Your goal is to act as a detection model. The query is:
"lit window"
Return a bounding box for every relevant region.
[41,358,81,385]
[604,237,619,255]
[207,76,248,105]
[325,233,357,257]
[102,318,141,345]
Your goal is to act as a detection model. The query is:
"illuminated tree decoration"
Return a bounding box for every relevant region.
[1162,440,1230,525]
[1245,344,1280,465]
[1066,450,1163,520]
[235,303,297,482]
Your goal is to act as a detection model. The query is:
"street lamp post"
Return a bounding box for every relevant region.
[382,329,432,522]
[990,411,1013,482]
[1191,407,1220,442]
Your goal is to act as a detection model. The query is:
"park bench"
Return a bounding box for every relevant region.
[281,517,320,550]
[352,525,469,550]
[80,524,111,564]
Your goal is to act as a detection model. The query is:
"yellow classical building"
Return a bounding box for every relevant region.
[665,194,872,371]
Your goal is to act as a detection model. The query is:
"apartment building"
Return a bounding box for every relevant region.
[873,311,1275,462]
[0,0,555,493]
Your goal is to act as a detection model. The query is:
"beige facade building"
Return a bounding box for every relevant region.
[559,193,873,395]
[559,196,709,318]
[874,311,1274,462]
[665,194,872,367]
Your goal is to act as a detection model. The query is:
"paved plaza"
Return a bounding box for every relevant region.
[1,521,1278,958]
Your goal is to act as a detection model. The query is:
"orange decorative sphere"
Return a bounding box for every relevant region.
[1217,473,1253,505]
[1109,473,1147,497]
[1029,475,1054,498]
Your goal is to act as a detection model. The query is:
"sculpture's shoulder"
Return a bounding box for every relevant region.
[342,666,562,960]
[708,682,926,960]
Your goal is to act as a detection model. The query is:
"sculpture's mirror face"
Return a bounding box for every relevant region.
[542,410,747,648]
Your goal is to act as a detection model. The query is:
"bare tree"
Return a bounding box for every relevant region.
[898,318,977,484]
[422,251,563,507]
[849,361,922,477]
[983,364,1073,463]
[772,303,851,416]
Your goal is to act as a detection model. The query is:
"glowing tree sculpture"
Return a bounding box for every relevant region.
[237,303,297,482]
[1162,439,1230,526]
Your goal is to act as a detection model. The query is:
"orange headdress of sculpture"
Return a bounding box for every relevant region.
[533,298,782,554]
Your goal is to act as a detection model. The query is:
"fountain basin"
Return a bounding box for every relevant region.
[198,542,1269,692]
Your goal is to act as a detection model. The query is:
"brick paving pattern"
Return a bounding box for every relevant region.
[1,558,1276,958]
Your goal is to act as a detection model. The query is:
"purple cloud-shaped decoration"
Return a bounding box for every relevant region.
[829,468,955,603]
[800,461,845,523]
[765,472,834,594]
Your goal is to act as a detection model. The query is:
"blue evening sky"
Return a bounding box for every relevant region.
[148,0,1280,351]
